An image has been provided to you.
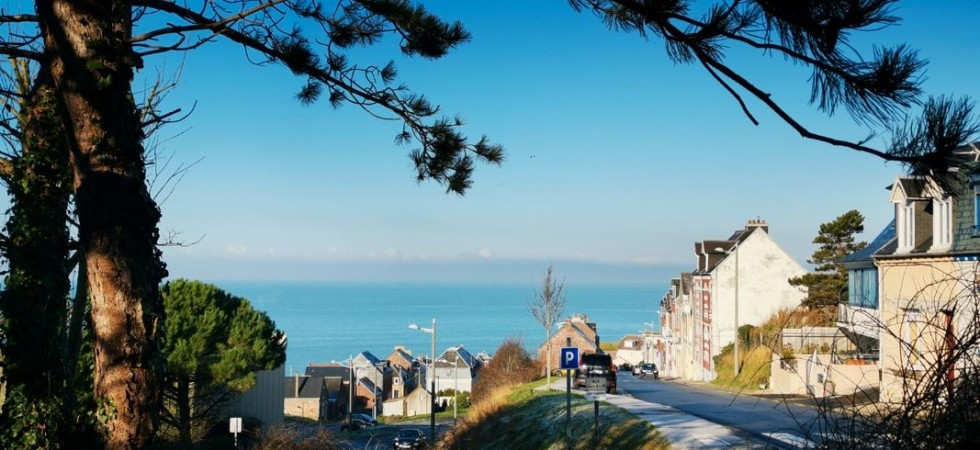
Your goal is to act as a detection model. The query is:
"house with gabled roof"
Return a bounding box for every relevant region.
[386,346,421,392]
[865,145,980,403]
[682,219,807,381]
[613,334,645,367]
[352,351,393,406]
[432,345,483,394]
[660,274,694,379]
[538,313,601,374]
[284,364,354,421]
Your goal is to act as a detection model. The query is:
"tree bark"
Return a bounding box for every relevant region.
[176,377,192,446]
[0,66,72,449]
[38,1,167,449]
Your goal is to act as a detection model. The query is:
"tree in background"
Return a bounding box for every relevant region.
[1,2,978,448]
[790,210,867,312]
[471,338,539,405]
[159,280,285,447]
[1,3,501,448]
[528,264,567,391]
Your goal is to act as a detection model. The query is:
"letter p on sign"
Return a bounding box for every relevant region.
[560,347,579,370]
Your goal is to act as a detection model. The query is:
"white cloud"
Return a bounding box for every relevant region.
[224,244,247,255]
[476,247,493,259]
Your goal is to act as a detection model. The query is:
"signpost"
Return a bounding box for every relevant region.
[584,375,607,450]
[229,417,243,448]
[561,343,578,446]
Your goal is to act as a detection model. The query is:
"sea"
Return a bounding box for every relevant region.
[218,281,666,375]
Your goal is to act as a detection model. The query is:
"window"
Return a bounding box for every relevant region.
[850,268,878,309]
[974,185,980,236]
[897,202,915,251]
[902,309,925,371]
[933,197,953,250]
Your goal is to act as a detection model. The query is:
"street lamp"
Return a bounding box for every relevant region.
[715,241,740,377]
[409,319,436,441]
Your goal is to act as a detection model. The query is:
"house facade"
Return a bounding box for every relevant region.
[613,334,645,367]
[284,364,355,421]
[871,163,980,403]
[661,219,807,381]
[432,345,482,394]
[538,313,601,374]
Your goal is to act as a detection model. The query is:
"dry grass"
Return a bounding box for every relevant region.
[251,425,344,450]
[438,381,669,450]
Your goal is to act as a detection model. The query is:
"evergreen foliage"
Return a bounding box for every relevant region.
[568,0,979,173]
[159,279,285,446]
[789,210,867,310]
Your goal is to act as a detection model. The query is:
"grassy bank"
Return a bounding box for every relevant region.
[437,380,669,450]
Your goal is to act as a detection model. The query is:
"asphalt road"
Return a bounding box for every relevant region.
[617,373,830,448]
[329,421,450,449]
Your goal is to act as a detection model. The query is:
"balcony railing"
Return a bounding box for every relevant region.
[837,302,880,339]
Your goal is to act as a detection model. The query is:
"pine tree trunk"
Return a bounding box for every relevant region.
[0,67,73,449]
[38,2,166,449]
[176,378,192,446]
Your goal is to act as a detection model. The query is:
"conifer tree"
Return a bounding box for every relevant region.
[160,279,285,446]
[790,209,868,310]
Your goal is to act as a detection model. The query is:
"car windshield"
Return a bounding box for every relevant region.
[397,430,421,438]
[643,364,655,369]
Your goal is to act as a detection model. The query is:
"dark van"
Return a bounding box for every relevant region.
[573,352,617,394]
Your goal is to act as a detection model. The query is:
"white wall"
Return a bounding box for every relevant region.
[711,229,807,357]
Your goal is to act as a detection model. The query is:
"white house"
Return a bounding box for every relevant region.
[663,219,807,381]
[431,345,481,394]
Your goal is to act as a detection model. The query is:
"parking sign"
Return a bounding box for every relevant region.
[560,347,579,370]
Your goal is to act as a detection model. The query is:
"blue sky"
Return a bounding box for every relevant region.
[126,1,980,284]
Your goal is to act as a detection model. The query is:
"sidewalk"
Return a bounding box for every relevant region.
[538,380,769,449]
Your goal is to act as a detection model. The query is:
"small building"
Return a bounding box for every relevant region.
[538,313,601,374]
[613,335,645,367]
[284,364,352,421]
[431,345,482,393]
[399,385,433,417]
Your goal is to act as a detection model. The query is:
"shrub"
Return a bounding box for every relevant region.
[471,337,539,404]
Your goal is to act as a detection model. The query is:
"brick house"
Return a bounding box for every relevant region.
[538,313,601,374]
[284,364,351,421]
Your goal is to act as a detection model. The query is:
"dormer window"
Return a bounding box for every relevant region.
[896,201,915,252]
[974,184,980,237]
[932,196,953,250]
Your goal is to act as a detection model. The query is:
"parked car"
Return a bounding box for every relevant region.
[573,352,617,394]
[632,364,642,376]
[639,362,659,379]
[393,428,426,449]
[341,413,377,430]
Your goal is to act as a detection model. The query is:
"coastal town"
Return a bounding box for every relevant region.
[213,145,980,449]
[2,2,979,450]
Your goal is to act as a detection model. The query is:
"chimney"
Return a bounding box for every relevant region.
[745,218,769,233]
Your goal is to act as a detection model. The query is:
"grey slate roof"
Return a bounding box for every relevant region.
[357,351,382,366]
[843,220,896,268]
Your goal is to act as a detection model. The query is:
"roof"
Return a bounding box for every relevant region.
[843,220,896,267]
[436,345,480,370]
[305,364,350,380]
[355,351,382,366]
[284,375,323,398]
[387,348,416,370]
[617,335,643,350]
